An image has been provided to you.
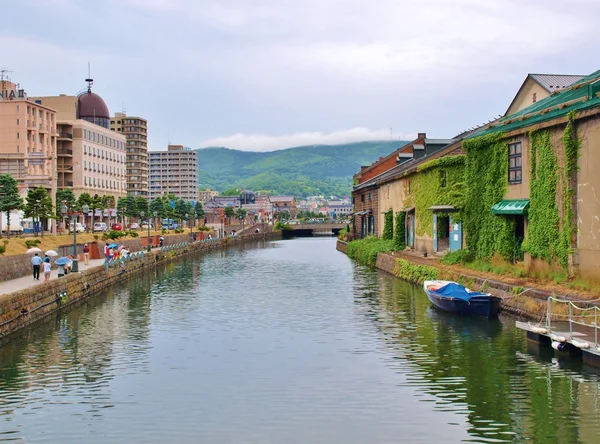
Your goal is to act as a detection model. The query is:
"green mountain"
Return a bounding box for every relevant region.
[195,140,404,197]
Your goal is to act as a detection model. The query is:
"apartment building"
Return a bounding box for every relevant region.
[149,144,198,201]
[0,80,57,198]
[110,112,148,197]
[31,82,127,200]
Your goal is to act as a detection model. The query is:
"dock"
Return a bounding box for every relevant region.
[516,296,600,367]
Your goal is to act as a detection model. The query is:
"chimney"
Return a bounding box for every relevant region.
[379,156,383,161]
[417,132,426,140]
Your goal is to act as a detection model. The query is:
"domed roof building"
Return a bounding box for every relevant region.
[77,80,110,128]
[240,190,256,205]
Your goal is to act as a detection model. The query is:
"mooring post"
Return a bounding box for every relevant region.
[568,303,572,338]
[595,308,598,347]
[546,298,552,329]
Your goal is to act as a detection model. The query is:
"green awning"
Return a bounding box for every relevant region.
[491,199,530,215]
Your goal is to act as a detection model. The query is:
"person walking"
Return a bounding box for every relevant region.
[104,243,111,264]
[159,236,164,247]
[31,253,42,280]
[83,244,90,265]
[43,258,52,282]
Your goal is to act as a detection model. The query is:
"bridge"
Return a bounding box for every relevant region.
[288,223,346,235]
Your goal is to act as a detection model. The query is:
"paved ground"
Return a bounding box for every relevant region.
[0,246,164,297]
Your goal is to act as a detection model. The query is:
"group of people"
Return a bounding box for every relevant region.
[31,253,74,282]
[103,243,130,263]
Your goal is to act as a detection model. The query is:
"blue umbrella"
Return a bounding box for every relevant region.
[108,243,118,249]
[54,257,72,266]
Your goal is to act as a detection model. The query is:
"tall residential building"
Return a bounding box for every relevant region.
[149,144,198,201]
[31,80,127,201]
[0,79,57,201]
[110,112,148,197]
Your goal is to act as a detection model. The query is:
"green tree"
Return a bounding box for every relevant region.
[174,198,187,223]
[90,194,104,225]
[194,201,205,221]
[221,188,240,196]
[117,196,127,223]
[150,198,166,218]
[23,187,54,237]
[56,189,76,217]
[135,196,149,217]
[224,206,235,222]
[236,208,247,220]
[125,195,137,218]
[0,174,23,239]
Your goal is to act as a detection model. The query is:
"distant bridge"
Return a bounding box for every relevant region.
[288,223,346,234]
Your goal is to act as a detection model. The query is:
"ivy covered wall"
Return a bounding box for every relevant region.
[403,155,465,238]
[463,133,515,261]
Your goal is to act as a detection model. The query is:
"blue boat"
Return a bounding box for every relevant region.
[423,280,502,317]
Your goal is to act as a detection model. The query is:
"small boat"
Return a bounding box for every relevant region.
[423,280,502,317]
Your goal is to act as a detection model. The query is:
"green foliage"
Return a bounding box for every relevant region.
[561,111,580,264]
[274,221,292,231]
[125,195,137,217]
[463,133,514,260]
[522,130,562,264]
[194,201,205,219]
[135,196,149,216]
[404,155,465,237]
[0,174,24,237]
[338,227,348,241]
[439,249,473,265]
[23,187,54,236]
[236,208,247,220]
[393,211,406,250]
[382,209,394,240]
[127,230,139,238]
[24,239,41,248]
[196,141,403,197]
[224,206,235,219]
[174,228,185,234]
[0,244,5,255]
[56,189,76,217]
[346,237,395,267]
[393,258,439,284]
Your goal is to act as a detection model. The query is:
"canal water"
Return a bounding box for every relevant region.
[1,238,600,443]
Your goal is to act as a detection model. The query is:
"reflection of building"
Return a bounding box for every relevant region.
[110,112,148,196]
[149,144,198,201]
[0,79,57,202]
[31,79,127,200]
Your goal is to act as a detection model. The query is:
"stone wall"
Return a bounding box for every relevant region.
[0,254,33,281]
[0,230,282,340]
[336,240,348,254]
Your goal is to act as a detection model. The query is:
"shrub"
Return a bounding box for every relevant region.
[382,209,394,240]
[274,222,292,231]
[161,229,168,234]
[393,211,406,250]
[393,258,439,283]
[24,239,41,248]
[439,249,473,265]
[346,237,396,267]
[93,235,99,240]
[0,244,5,255]
[338,228,348,241]
[127,231,139,238]
[2,240,8,245]
[102,233,110,240]
[174,228,184,234]
[196,225,210,231]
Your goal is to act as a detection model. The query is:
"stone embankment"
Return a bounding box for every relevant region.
[0,231,281,341]
[337,240,568,320]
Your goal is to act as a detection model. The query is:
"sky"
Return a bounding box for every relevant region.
[3,0,599,151]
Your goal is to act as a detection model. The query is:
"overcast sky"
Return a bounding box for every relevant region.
[3,0,599,151]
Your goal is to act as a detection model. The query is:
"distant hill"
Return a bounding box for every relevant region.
[195,141,404,197]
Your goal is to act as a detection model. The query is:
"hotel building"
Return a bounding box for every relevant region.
[31,82,127,201]
[0,80,57,200]
[149,144,198,201]
[110,112,149,197]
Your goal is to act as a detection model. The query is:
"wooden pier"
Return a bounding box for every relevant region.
[516,296,600,367]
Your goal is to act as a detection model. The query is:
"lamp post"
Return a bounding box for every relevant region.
[62,203,88,272]
[150,211,157,252]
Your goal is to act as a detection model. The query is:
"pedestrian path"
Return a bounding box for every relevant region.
[0,258,107,297]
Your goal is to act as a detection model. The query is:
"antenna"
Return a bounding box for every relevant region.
[1,68,14,90]
[85,62,93,93]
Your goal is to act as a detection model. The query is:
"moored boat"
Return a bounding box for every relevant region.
[423,280,502,317]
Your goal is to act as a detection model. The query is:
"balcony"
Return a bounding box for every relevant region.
[57,132,73,140]
[57,148,73,156]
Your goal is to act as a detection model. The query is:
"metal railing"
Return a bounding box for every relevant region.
[546,296,600,346]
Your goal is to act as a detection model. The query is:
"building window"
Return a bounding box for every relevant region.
[16,132,19,139]
[440,170,447,188]
[368,192,372,202]
[508,142,522,184]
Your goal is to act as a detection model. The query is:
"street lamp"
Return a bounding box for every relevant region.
[62,203,88,272]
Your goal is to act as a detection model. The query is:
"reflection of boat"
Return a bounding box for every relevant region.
[426,307,503,339]
[423,280,502,317]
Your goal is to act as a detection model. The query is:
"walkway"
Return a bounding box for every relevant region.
[0,246,162,297]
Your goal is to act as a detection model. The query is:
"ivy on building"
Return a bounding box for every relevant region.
[523,112,580,268]
[403,155,465,238]
[383,209,394,240]
[463,133,515,261]
[394,211,406,250]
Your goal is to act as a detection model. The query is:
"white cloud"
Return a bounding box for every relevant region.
[197,128,415,152]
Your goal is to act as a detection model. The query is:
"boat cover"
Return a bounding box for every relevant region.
[434,283,486,301]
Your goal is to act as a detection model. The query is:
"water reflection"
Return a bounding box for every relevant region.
[0,238,599,443]
[353,265,600,443]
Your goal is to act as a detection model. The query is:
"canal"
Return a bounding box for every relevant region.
[1,237,600,443]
